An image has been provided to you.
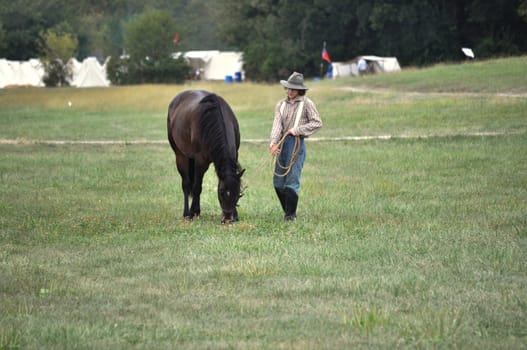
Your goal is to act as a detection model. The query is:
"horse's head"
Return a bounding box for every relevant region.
[218,168,245,223]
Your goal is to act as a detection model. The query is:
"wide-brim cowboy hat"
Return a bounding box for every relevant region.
[280,72,309,90]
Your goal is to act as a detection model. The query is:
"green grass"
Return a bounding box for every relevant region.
[1,57,526,349]
[332,55,527,94]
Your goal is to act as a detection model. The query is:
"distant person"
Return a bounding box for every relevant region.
[326,63,333,79]
[358,57,368,76]
[269,72,323,220]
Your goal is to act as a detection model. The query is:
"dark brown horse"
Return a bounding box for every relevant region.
[167,90,244,223]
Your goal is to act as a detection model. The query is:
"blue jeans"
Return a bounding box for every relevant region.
[273,136,306,194]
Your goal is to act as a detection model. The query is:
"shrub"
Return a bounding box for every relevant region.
[42,59,70,87]
[106,55,190,85]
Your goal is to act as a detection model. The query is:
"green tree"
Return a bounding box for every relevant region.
[0,21,6,54]
[39,28,78,63]
[215,0,527,80]
[39,28,78,86]
[114,10,189,84]
[0,0,44,59]
[214,0,326,81]
[2,0,527,78]
[462,0,525,56]
[124,10,176,62]
[520,0,527,21]
[0,0,79,59]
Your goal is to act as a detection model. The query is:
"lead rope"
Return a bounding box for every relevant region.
[273,134,301,177]
[273,100,304,177]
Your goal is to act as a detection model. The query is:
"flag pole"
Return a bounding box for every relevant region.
[320,41,326,78]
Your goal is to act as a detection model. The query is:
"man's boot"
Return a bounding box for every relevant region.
[283,188,298,221]
[274,187,287,213]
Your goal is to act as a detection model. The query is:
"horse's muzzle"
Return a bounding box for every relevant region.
[221,210,238,224]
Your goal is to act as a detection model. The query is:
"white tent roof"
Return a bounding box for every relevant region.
[183,50,220,63]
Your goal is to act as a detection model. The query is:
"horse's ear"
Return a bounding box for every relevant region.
[237,168,246,178]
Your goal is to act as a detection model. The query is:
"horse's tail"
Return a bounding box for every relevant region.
[199,93,221,122]
[167,98,178,152]
[198,93,225,153]
[167,92,190,152]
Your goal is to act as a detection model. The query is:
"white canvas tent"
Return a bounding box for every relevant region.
[0,58,45,88]
[332,55,401,78]
[177,51,244,81]
[70,57,110,87]
[331,61,356,79]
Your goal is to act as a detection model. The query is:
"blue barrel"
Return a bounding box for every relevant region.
[234,72,242,82]
[225,75,233,83]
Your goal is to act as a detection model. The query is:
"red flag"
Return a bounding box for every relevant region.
[322,48,331,63]
[173,33,180,44]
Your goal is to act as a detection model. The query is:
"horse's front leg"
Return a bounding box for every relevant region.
[190,189,201,218]
[180,177,194,220]
[190,163,208,218]
[182,187,192,220]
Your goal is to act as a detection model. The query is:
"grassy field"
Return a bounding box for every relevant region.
[1,57,526,349]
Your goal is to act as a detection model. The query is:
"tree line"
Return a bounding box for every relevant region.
[1,0,526,84]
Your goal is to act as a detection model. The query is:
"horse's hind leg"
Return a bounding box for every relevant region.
[176,155,193,219]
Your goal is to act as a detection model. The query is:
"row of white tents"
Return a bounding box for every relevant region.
[1,52,400,88]
[0,51,245,88]
[0,57,110,88]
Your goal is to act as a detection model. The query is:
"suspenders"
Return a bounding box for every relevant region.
[280,99,305,129]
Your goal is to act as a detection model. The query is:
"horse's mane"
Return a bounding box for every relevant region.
[198,93,240,176]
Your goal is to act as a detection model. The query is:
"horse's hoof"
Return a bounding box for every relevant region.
[284,214,297,221]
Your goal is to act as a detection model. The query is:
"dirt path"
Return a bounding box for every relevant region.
[0,130,523,146]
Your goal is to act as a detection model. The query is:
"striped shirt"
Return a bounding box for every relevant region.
[269,95,322,145]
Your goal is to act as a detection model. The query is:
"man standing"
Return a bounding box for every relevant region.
[358,57,368,76]
[269,72,323,220]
